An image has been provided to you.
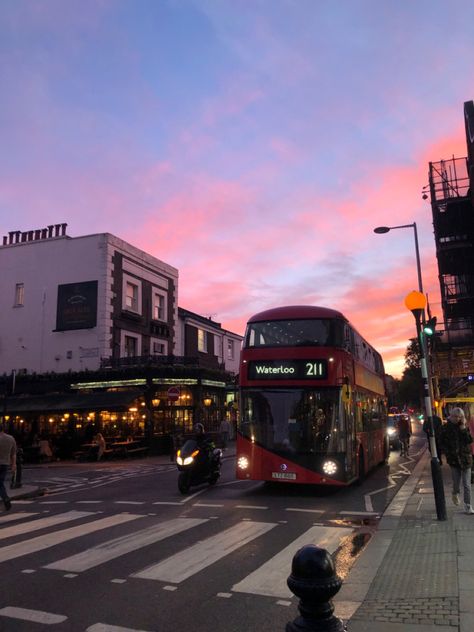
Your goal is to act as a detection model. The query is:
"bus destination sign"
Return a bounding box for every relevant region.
[248,359,328,380]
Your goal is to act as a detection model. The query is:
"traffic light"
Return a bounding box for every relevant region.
[423,316,437,336]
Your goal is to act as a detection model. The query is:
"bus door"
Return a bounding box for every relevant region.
[341,387,356,479]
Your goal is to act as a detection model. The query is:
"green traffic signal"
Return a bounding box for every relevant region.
[423,316,437,336]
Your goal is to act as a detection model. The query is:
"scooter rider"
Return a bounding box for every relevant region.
[194,423,213,458]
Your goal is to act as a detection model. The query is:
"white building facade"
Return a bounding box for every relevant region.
[0,224,178,375]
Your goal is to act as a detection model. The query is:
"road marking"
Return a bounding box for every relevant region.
[235,505,268,510]
[285,508,324,514]
[114,501,146,505]
[133,520,276,583]
[86,624,153,632]
[339,511,379,516]
[192,503,224,508]
[77,501,103,504]
[0,513,142,564]
[0,607,67,624]
[152,502,182,506]
[232,525,352,599]
[0,512,38,524]
[217,592,232,598]
[0,511,94,541]
[45,518,208,572]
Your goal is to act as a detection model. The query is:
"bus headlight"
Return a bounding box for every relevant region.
[238,456,249,470]
[322,460,338,475]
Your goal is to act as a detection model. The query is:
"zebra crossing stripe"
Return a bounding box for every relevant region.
[0,513,142,564]
[132,520,277,583]
[0,607,67,624]
[86,623,153,631]
[0,512,38,524]
[232,525,353,599]
[0,511,94,541]
[45,518,208,572]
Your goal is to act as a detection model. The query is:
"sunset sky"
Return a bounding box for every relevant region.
[1,0,473,378]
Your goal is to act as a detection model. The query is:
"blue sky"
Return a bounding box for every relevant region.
[1,0,473,376]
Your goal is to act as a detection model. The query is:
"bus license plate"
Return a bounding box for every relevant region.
[272,472,296,480]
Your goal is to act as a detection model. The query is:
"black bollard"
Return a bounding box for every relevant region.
[286,545,345,632]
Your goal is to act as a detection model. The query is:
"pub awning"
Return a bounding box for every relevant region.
[3,390,143,414]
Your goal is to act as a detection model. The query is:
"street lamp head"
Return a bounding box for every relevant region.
[374,226,390,234]
[404,290,426,312]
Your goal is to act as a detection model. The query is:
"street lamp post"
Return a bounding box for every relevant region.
[405,291,447,521]
[374,223,423,295]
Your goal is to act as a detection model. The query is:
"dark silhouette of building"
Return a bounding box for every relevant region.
[427,100,474,380]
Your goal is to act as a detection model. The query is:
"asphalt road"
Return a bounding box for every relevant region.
[0,426,427,632]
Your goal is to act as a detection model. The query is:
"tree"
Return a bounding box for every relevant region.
[397,339,423,409]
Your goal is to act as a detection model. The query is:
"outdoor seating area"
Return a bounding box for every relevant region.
[74,437,149,462]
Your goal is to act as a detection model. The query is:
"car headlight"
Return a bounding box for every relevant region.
[238,456,249,470]
[387,427,396,436]
[322,460,338,475]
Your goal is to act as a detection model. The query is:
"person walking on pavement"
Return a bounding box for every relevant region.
[440,407,474,514]
[219,418,231,449]
[0,422,17,511]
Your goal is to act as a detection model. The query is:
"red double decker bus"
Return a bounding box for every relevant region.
[236,305,388,486]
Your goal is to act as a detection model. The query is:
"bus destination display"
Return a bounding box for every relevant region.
[248,359,328,380]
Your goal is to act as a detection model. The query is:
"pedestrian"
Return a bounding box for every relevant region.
[469,415,474,484]
[0,421,17,511]
[440,407,474,514]
[219,419,231,449]
[94,433,106,461]
[11,444,23,488]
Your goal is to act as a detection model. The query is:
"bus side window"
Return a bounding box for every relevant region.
[344,324,353,352]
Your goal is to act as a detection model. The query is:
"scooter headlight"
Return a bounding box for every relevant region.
[387,427,396,436]
[183,456,194,465]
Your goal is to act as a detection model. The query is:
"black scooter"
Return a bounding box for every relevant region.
[176,439,222,494]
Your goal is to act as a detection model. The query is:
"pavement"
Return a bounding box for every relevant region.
[5,444,473,631]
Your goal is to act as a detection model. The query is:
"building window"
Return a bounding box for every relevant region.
[227,339,234,360]
[124,335,138,357]
[152,341,166,355]
[214,335,220,357]
[125,282,139,311]
[153,291,166,321]
[14,283,24,306]
[198,329,207,353]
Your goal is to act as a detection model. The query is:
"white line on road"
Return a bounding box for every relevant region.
[232,525,352,599]
[235,505,268,510]
[285,508,324,514]
[86,624,154,632]
[133,521,276,583]
[339,511,379,516]
[45,518,208,572]
[0,607,67,624]
[0,512,38,524]
[192,503,224,508]
[0,513,142,564]
[0,511,94,541]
